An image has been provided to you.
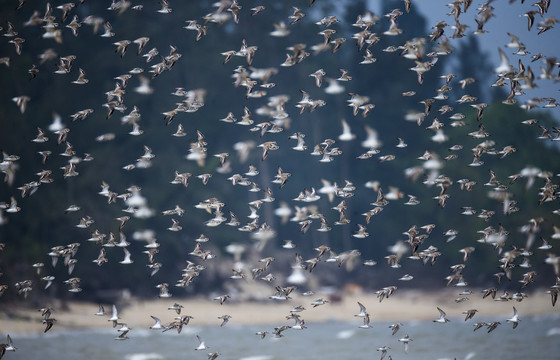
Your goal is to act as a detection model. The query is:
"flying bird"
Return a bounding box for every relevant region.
[433,307,450,323]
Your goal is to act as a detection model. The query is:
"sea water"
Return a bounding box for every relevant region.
[7,313,560,360]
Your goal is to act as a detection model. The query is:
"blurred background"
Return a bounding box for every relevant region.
[0,0,559,307]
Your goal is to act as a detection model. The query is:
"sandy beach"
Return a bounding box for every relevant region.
[1,288,556,334]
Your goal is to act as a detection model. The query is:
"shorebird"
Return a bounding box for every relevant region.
[398,334,412,353]
[459,247,475,262]
[133,37,150,55]
[310,69,325,87]
[108,305,119,327]
[273,167,291,188]
[289,7,305,24]
[12,96,30,114]
[195,335,209,350]
[355,302,367,317]
[377,346,391,360]
[115,330,129,340]
[8,37,25,56]
[72,68,89,84]
[150,316,163,329]
[339,119,356,141]
[167,218,182,231]
[506,306,520,329]
[482,288,497,299]
[168,303,183,314]
[389,323,402,335]
[311,298,328,307]
[251,6,265,15]
[358,313,372,329]
[2,334,16,353]
[218,314,231,327]
[42,318,56,333]
[173,124,186,137]
[157,283,172,298]
[473,322,486,331]
[157,0,172,13]
[462,309,478,321]
[292,316,307,330]
[353,224,369,238]
[270,22,290,37]
[258,141,279,160]
[433,307,450,323]
[486,321,501,333]
[32,127,49,143]
[290,305,306,313]
[207,352,220,360]
[119,248,133,264]
[117,323,131,333]
[113,40,131,57]
[273,325,291,338]
[213,295,230,305]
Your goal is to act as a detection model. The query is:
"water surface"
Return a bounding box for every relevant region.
[8,313,560,360]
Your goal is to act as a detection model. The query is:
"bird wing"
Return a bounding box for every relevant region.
[151,315,161,325]
[357,301,366,314]
[123,247,131,261]
[341,119,351,134]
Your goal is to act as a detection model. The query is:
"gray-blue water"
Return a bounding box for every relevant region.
[6,314,560,360]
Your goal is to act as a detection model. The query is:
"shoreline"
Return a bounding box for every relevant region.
[1,288,556,334]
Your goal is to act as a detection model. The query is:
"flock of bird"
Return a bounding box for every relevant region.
[1,0,560,359]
